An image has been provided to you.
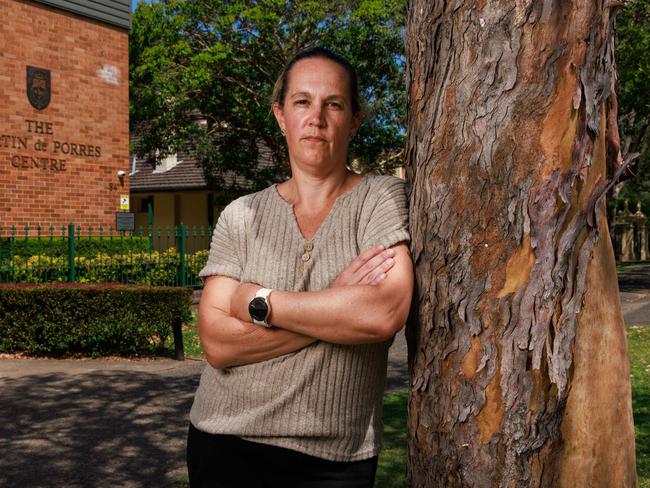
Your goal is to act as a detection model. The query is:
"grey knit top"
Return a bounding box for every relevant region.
[190,174,409,462]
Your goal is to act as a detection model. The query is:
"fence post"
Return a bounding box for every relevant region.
[179,223,186,287]
[173,317,185,361]
[68,223,75,283]
[147,198,154,253]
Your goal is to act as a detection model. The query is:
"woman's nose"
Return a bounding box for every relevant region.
[308,104,326,127]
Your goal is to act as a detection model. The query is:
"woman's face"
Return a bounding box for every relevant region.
[273,57,362,174]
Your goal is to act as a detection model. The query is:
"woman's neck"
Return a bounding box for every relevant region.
[280,166,358,211]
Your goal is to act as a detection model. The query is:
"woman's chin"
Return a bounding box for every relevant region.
[296,159,346,174]
[292,151,340,169]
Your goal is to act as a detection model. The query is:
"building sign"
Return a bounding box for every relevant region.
[26,66,51,110]
[115,212,135,232]
[1,67,103,173]
[120,195,129,210]
[2,118,102,172]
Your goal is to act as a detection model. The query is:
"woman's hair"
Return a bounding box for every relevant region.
[272,47,361,115]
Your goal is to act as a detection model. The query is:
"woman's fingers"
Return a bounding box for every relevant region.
[333,245,384,286]
[347,245,385,274]
[332,245,395,286]
[333,245,396,287]
[356,248,395,282]
[360,256,395,284]
[369,272,387,285]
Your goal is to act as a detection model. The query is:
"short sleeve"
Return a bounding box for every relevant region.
[199,202,243,280]
[359,176,410,251]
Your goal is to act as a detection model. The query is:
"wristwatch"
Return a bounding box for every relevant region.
[248,288,273,327]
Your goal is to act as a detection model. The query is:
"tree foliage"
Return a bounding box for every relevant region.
[615,0,650,214]
[129,0,406,194]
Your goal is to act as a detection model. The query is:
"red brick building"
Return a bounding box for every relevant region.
[0,0,130,230]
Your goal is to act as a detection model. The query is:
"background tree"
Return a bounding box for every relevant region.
[614,0,650,215]
[405,1,637,486]
[129,0,406,196]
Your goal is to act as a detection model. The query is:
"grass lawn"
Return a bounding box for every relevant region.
[181,320,203,358]
[176,322,648,486]
[628,325,650,488]
[617,261,650,273]
[376,389,408,488]
[166,309,203,359]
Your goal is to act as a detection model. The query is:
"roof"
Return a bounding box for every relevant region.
[129,152,208,193]
[128,146,255,193]
[33,0,131,30]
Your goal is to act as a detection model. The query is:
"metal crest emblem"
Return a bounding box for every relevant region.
[26,66,51,110]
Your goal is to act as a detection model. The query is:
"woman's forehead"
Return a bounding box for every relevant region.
[286,58,351,97]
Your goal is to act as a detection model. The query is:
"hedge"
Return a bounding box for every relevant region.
[0,235,152,259]
[2,249,210,286]
[0,283,193,357]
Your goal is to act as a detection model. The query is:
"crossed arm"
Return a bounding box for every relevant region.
[198,243,413,369]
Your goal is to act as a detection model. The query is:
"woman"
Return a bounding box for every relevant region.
[188,47,413,487]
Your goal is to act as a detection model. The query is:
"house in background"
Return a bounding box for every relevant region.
[129,115,277,250]
[129,147,217,249]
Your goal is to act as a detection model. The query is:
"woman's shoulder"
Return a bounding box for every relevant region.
[362,174,407,199]
[221,185,279,215]
[364,173,405,188]
[216,186,279,239]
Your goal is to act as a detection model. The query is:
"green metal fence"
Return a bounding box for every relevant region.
[0,224,213,287]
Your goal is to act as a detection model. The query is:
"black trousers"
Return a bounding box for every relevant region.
[187,423,378,488]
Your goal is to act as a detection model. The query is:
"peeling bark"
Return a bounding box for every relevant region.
[405,1,637,486]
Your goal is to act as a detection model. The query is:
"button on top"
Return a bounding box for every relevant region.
[304,242,314,252]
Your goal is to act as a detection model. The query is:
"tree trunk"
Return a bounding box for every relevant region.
[404,1,637,487]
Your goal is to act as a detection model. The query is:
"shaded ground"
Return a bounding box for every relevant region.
[619,263,650,326]
[0,340,408,487]
[0,266,647,487]
[619,263,650,294]
[0,360,204,488]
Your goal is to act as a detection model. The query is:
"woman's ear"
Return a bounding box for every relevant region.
[272,102,285,134]
[351,111,364,137]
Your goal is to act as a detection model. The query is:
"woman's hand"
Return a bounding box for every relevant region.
[264,242,412,344]
[199,276,317,369]
[229,245,397,324]
[332,245,396,287]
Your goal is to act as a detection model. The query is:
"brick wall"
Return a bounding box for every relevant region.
[0,0,129,231]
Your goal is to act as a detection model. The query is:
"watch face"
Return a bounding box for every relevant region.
[249,297,268,321]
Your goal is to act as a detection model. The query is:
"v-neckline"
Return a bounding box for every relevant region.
[272,175,369,242]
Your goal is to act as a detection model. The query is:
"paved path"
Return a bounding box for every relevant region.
[0,359,204,487]
[0,266,647,487]
[618,263,650,325]
[0,338,409,488]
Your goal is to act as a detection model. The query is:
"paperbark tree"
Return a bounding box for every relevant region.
[405,1,637,487]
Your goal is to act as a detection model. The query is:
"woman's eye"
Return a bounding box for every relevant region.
[295,99,309,106]
[328,102,343,109]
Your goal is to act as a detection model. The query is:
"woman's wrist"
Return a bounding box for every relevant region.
[230,282,262,323]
